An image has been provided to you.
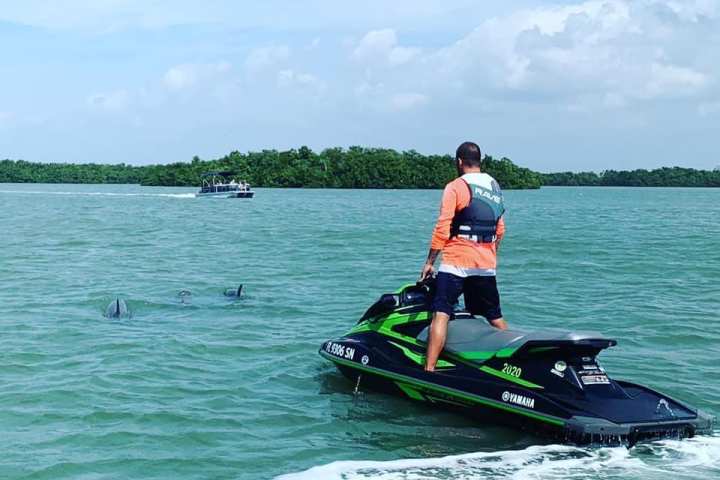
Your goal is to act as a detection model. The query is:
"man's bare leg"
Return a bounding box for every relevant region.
[489,317,508,330]
[424,311,450,372]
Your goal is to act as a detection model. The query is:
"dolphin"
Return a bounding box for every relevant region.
[178,290,192,305]
[223,285,243,298]
[105,298,131,318]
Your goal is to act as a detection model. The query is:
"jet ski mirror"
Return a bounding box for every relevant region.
[381,294,399,307]
[358,294,400,323]
[358,283,435,324]
[402,289,429,306]
[401,279,434,308]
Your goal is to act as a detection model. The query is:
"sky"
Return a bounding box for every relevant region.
[0,0,718,172]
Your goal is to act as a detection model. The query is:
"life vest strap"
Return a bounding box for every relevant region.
[456,233,497,243]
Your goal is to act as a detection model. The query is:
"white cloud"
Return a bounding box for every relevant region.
[645,62,709,98]
[277,69,326,92]
[354,85,429,112]
[407,0,717,110]
[163,66,197,91]
[663,0,719,21]
[245,46,290,73]
[87,90,131,111]
[390,92,429,111]
[3,0,719,169]
[163,62,231,91]
[426,1,633,91]
[354,81,385,98]
[353,29,420,67]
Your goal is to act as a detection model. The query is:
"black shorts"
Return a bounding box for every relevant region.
[431,272,502,322]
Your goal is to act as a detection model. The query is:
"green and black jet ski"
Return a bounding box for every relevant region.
[319,280,714,446]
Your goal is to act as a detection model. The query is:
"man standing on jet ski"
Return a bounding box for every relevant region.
[420,141,507,372]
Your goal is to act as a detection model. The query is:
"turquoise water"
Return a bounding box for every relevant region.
[0,184,718,480]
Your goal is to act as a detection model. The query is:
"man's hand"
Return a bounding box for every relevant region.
[420,249,441,281]
[419,262,435,281]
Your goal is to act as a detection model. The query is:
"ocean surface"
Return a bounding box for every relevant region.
[0,184,718,480]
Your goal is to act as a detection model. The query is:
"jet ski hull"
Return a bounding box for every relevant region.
[320,338,713,445]
[319,282,714,446]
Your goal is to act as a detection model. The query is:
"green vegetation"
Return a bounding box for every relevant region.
[541,168,720,187]
[2,149,718,189]
[0,159,143,185]
[0,146,543,189]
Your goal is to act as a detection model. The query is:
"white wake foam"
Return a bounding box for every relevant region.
[0,190,196,198]
[277,435,720,480]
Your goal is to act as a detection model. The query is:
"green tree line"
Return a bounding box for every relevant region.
[3,148,718,189]
[0,146,543,189]
[542,167,720,187]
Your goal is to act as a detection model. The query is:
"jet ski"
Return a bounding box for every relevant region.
[319,280,714,446]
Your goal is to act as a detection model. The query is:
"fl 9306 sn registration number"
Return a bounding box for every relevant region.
[325,342,355,361]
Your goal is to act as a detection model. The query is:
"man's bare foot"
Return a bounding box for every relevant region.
[490,318,508,330]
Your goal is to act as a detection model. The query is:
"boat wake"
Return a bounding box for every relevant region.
[0,190,196,198]
[277,435,720,480]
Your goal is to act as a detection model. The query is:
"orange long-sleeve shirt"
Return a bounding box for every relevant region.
[430,175,505,270]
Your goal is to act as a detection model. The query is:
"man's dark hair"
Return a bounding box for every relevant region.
[456,141,482,167]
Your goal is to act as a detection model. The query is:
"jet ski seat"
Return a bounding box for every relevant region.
[416,316,609,357]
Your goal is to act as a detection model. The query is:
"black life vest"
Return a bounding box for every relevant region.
[450,175,505,243]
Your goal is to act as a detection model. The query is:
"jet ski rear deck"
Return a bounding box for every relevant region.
[320,282,714,446]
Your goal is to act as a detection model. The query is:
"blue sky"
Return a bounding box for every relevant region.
[0,0,718,171]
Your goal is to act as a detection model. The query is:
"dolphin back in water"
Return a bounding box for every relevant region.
[223,285,243,298]
[105,298,131,318]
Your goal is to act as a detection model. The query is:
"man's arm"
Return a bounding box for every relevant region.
[495,216,506,253]
[420,184,457,280]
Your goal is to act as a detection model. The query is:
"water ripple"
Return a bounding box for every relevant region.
[0,185,718,479]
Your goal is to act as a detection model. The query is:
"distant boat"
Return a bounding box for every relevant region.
[196,171,255,198]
